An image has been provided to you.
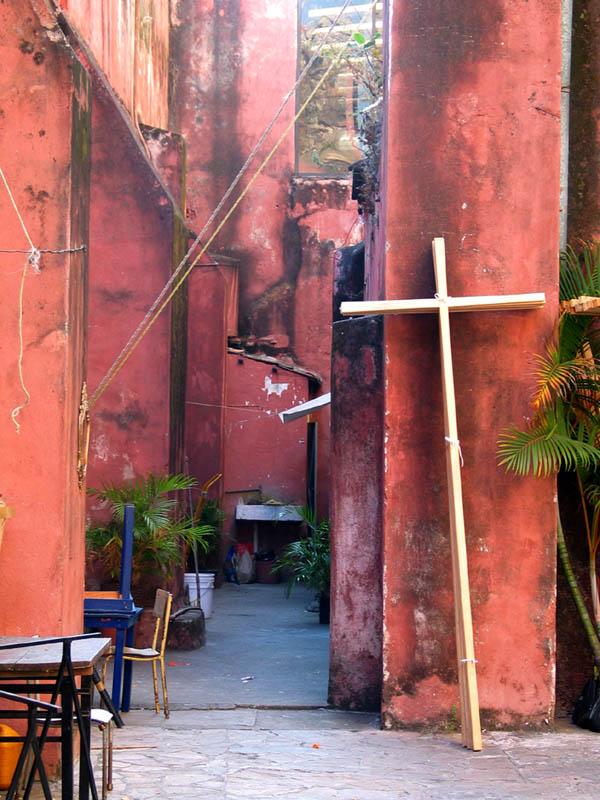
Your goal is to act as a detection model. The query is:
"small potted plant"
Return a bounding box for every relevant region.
[273,509,331,624]
[184,496,225,617]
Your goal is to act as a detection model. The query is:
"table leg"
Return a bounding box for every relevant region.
[61,675,74,800]
[78,675,93,800]
[120,625,135,712]
[112,629,125,710]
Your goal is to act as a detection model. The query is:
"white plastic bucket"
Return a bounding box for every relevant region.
[184,572,215,618]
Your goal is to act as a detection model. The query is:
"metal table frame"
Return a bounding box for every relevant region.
[0,633,110,800]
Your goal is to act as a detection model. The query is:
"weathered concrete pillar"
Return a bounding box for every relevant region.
[329,314,383,710]
[380,0,561,728]
[0,1,90,634]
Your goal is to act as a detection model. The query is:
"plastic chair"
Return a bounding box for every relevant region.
[104,590,173,718]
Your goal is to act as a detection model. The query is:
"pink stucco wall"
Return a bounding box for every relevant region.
[0,1,90,635]
[378,0,561,728]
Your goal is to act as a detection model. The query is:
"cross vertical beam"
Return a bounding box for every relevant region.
[340,237,545,751]
[432,238,481,751]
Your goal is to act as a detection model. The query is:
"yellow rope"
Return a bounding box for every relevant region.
[90,2,376,408]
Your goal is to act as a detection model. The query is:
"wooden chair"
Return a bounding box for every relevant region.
[103,590,173,719]
[90,708,113,800]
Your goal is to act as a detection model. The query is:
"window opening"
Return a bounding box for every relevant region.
[296,1,383,176]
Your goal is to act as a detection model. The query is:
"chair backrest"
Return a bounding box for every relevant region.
[151,589,173,655]
[119,504,135,602]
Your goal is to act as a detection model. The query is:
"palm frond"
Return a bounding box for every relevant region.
[498,421,600,477]
[86,472,213,581]
[531,350,588,411]
[560,242,600,301]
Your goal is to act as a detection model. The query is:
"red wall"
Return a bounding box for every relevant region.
[171,0,361,520]
[0,1,90,635]
[377,0,561,728]
[222,353,313,541]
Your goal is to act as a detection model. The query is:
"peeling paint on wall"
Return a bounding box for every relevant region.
[262,375,289,398]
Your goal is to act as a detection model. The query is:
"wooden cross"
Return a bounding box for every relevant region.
[340,237,545,751]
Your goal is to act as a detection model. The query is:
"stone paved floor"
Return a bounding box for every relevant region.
[86,708,600,800]
[4,585,600,799]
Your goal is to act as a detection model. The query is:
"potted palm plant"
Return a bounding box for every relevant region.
[86,472,215,610]
[273,508,331,623]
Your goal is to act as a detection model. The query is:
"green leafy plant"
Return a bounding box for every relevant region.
[86,473,214,583]
[273,507,330,598]
[497,243,600,668]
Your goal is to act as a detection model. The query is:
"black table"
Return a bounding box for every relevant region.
[0,634,111,800]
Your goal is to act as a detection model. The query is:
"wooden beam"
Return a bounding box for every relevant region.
[341,294,545,317]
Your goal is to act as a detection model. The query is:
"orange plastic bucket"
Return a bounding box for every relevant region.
[0,724,22,790]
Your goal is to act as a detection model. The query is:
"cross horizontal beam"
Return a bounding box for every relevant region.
[341,293,545,317]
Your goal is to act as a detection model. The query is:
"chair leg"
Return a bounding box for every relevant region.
[151,660,160,715]
[98,718,114,800]
[91,709,114,799]
[107,717,113,791]
[159,658,169,719]
[101,722,109,800]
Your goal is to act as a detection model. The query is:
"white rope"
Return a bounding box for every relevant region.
[0,166,42,432]
[460,658,478,664]
[90,0,355,407]
[0,166,36,252]
[445,435,464,467]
